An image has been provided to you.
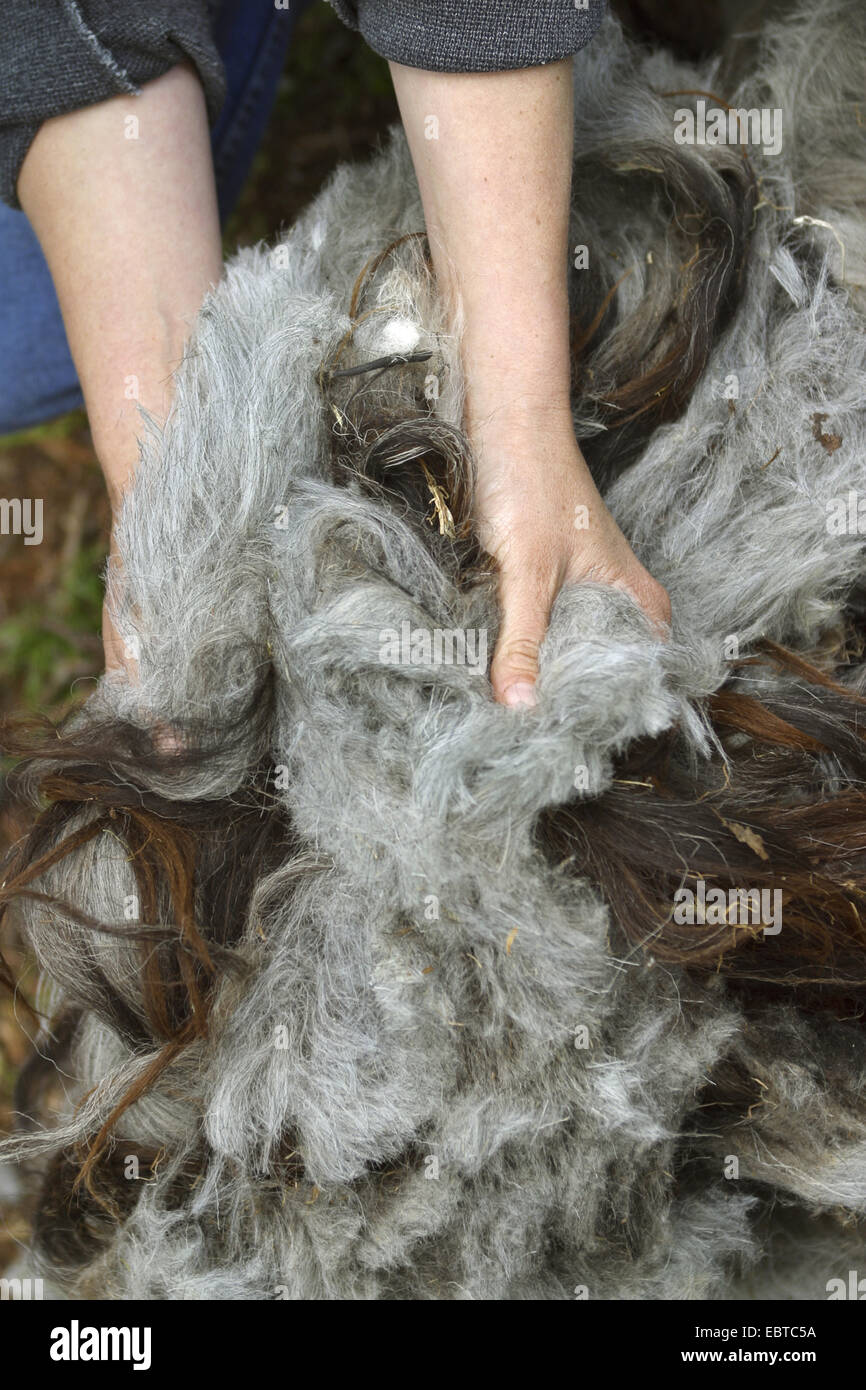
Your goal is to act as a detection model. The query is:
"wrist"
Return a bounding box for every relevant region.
[464,390,575,448]
[459,314,573,436]
[89,312,194,511]
[91,399,157,512]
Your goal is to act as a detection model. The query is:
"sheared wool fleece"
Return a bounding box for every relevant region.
[5,0,866,1299]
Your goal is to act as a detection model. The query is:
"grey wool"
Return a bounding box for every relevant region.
[3,0,866,1300]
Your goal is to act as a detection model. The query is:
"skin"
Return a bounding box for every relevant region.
[389,58,670,705]
[17,55,670,701]
[17,63,223,674]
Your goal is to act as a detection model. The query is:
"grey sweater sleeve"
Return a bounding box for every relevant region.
[328,0,606,71]
[0,0,226,210]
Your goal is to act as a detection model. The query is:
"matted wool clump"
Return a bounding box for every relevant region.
[2,0,866,1300]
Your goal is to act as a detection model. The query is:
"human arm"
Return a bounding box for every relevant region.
[16,62,224,669]
[389,58,671,706]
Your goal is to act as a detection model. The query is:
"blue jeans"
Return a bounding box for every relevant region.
[0,0,313,435]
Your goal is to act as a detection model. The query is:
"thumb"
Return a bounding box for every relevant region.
[490,567,553,708]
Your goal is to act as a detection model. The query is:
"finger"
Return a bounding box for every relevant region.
[490,566,554,707]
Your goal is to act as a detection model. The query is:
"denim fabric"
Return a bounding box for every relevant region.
[0,0,311,435]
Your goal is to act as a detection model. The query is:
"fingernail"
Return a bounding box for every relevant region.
[503,681,537,708]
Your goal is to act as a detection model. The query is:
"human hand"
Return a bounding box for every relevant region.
[101,527,139,682]
[470,405,671,707]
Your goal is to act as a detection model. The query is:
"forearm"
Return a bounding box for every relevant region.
[17,63,223,511]
[388,58,575,440]
[390,59,670,702]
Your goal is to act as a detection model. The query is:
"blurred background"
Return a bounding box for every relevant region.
[0,2,398,1276]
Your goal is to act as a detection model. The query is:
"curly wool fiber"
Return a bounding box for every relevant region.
[3,0,866,1300]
